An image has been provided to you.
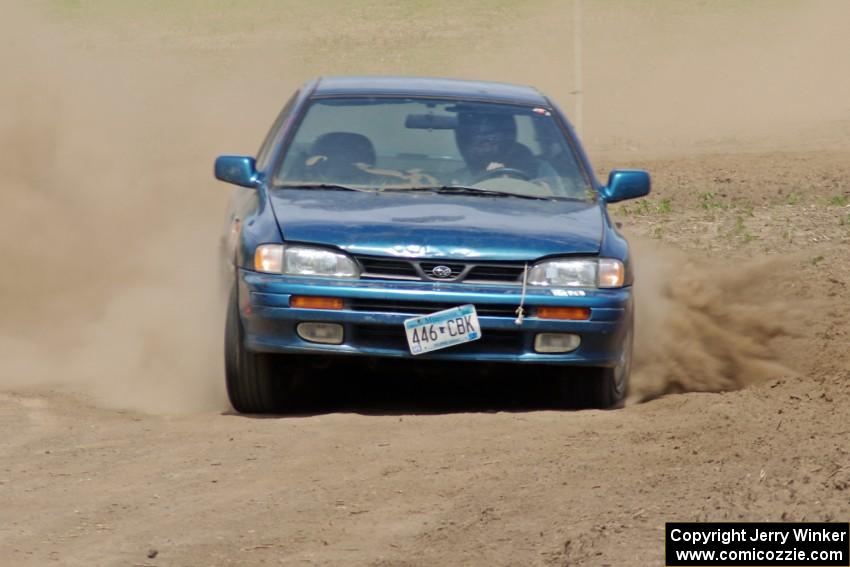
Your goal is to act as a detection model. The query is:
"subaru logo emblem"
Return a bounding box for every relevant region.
[431,265,453,278]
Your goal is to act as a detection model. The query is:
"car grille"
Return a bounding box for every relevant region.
[354,325,524,354]
[465,265,525,283]
[355,255,524,285]
[358,257,420,280]
[349,299,518,318]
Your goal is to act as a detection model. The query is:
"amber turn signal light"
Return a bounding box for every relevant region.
[536,306,591,320]
[290,296,344,310]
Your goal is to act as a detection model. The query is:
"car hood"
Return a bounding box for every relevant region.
[268,188,603,261]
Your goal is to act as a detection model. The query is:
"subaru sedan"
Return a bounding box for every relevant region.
[215,76,650,413]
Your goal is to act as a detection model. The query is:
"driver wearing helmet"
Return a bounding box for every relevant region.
[452,111,557,189]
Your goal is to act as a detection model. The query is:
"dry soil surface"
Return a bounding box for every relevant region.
[2,2,850,566]
[2,149,849,566]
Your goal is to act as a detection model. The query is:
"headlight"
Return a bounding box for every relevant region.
[254,244,360,278]
[527,258,624,288]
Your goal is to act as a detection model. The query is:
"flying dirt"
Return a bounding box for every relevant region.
[629,238,798,401]
[1,1,848,565]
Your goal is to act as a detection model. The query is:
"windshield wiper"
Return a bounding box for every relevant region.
[384,185,557,201]
[277,183,375,193]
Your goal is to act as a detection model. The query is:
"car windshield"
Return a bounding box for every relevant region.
[274,97,593,201]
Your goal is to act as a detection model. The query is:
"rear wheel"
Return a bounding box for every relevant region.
[225,287,302,414]
[560,328,632,409]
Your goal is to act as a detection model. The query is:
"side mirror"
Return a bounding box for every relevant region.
[215,155,259,188]
[602,169,651,203]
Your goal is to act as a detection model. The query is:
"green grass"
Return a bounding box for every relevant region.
[698,191,729,210]
[656,198,673,214]
[618,197,673,216]
[729,215,757,243]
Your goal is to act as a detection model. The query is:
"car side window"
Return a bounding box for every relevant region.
[530,114,590,193]
[255,91,299,172]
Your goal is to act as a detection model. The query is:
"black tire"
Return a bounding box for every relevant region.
[225,287,300,414]
[559,327,632,410]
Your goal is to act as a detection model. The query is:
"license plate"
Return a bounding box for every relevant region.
[404,304,481,355]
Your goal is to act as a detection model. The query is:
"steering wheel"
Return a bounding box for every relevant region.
[472,167,532,183]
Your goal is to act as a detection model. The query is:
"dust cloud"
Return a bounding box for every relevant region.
[0,1,842,412]
[0,4,238,412]
[627,237,797,403]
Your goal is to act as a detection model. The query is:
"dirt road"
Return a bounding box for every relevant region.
[2,2,849,566]
[3,149,848,566]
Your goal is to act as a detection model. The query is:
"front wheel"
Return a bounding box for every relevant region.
[559,328,632,409]
[224,287,302,414]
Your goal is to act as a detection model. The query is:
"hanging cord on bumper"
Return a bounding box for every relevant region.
[514,263,528,326]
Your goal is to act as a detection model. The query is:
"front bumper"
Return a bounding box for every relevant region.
[237,269,632,366]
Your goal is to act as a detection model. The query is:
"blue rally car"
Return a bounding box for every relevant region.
[216,76,650,413]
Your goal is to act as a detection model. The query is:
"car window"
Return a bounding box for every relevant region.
[275,97,592,200]
[256,90,299,172]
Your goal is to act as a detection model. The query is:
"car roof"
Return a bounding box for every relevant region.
[311,76,550,106]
